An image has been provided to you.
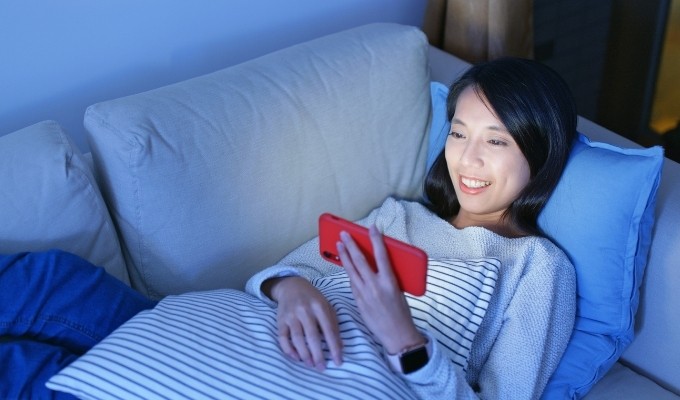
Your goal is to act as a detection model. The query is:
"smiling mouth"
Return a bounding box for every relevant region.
[461,177,491,189]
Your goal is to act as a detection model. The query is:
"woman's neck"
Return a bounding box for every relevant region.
[450,213,527,238]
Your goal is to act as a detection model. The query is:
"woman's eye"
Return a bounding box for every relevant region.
[448,131,465,139]
[488,139,508,146]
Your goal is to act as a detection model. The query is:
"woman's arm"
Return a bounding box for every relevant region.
[402,252,576,399]
[244,234,340,305]
[473,257,575,399]
[242,200,396,370]
[244,201,394,302]
[264,276,343,370]
[338,223,484,399]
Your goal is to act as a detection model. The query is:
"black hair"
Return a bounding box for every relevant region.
[424,57,577,236]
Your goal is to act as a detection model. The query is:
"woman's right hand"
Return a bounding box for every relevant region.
[264,276,343,371]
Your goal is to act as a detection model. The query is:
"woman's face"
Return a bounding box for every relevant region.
[445,86,531,229]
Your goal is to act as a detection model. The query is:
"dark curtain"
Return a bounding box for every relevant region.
[423,0,534,63]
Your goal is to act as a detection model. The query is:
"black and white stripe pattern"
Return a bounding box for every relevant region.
[406,258,499,371]
[47,258,499,400]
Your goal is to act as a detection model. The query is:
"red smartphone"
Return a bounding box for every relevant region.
[318,213,428,296]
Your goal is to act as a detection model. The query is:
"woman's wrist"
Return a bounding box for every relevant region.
[383,330,427,356]
[262,277,286,301]
[385,333,432,374]
[262,276,305,302]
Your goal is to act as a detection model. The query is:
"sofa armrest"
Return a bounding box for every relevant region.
[585,363,680,399]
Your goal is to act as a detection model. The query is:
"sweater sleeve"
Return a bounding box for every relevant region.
[400,245,575,399]
[391,332,482,399]
[244,202,388,303]
[474,251,575,399]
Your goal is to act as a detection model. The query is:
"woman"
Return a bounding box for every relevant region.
[245,57,578,399]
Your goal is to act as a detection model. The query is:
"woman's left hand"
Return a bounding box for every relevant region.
[336,225,425,354]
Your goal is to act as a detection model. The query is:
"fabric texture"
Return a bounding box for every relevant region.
[539,134,663,399]
[48,198,574,399]
[245,198,575,399]
[584,362,680,400]
[84,23,431,299]
[1,340,79,400]
[426,84,664,399]
[0,120,129,284]
[427,82,451,172]
[47,257,499,399]
[422,0,534,63]
[0,250,155,399]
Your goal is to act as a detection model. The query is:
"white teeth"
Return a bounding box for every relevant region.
[462,177,491,188]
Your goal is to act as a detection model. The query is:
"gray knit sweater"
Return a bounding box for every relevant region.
[246,197,576,399]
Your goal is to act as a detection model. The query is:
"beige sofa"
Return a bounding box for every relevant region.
[1,23,678,399]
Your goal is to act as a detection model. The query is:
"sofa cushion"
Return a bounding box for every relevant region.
[47,257,498,398]
[427,84,664,398]
[0,121,129,284]
[84,23,431,299]
[585,362,680,399]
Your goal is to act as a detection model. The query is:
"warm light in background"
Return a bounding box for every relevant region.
[650,0,680,135]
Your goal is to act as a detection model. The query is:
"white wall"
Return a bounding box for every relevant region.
[0,1,427,150]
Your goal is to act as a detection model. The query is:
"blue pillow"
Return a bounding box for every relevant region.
[427,81,450,172]
[426,82,664,399]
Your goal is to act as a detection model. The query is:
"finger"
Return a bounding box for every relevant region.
[295,309,330,371]
[337,240,361,284]
[340,231,371,274]
[278,324,300,361]
[288,322,313,367]
[368,225,393,276]
[337,239,369,305]
[302,322,327,371]
[317,307,343,367]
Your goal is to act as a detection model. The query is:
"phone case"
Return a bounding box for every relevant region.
[318,213,428,296]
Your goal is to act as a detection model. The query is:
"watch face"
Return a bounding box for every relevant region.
[400,346,429,374]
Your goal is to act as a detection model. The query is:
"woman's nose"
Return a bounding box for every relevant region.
[459,140,484,167]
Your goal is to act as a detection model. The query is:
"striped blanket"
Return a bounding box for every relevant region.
[48,258,499,400]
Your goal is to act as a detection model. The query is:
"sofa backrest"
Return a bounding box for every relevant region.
[0,120,130,285]
[84,23,431,299]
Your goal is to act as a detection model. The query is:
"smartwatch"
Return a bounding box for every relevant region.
[386,340,431,374]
